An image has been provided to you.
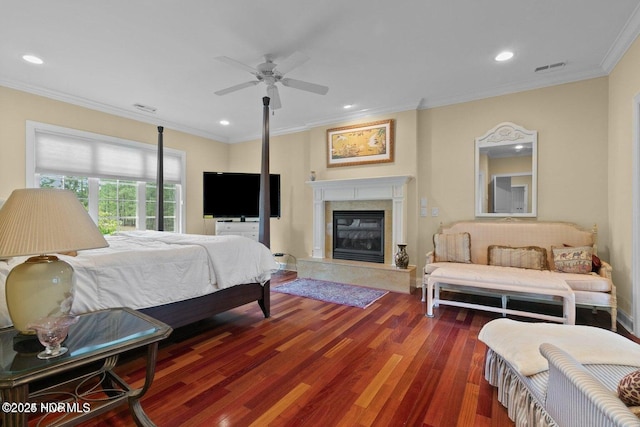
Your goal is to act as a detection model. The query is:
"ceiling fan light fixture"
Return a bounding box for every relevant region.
[214,52,329,108]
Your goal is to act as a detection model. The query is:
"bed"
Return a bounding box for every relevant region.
[0,230,278,329]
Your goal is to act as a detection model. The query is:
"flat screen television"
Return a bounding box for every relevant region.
[203,172,281,219]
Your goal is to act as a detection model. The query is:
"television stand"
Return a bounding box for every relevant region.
[215,220,259,241]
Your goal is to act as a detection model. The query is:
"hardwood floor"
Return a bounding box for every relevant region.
[81,271,621,427]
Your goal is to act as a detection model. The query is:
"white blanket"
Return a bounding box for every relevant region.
[0,231,278,329]
[115,231,276,289]
[478,318,640,376]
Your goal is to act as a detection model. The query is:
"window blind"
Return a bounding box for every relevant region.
[33,129,183,184]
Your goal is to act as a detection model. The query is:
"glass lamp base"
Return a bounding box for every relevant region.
[5,255,74,333]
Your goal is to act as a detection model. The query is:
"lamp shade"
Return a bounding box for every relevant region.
[0,188,108,334]
[0,188,108,257]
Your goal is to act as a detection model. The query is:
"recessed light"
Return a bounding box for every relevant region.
[23,54,44,65]
[343,104,353,109]
[220,120,230,126]
[495,51,514,62]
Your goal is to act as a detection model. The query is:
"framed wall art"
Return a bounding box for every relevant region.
[327,119,394,167]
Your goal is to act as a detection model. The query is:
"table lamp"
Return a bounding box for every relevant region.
[0,188,108,334]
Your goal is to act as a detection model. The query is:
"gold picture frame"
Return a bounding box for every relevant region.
[327,119,394,167]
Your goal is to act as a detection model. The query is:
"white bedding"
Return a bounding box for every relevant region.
[0,231,278,329]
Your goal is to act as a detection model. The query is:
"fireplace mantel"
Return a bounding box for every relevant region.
[307,175,412,263]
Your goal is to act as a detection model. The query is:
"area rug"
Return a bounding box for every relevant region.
[273,278,388,309]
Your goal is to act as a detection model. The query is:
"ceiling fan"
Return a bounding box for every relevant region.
[214,52,329,109]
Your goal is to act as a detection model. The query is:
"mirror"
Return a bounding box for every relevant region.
[475,122,537,217]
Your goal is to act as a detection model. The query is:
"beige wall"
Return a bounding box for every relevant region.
[226,129,311,257]
[416,78,610,270]
[230,84,610,287]
[608,35,640,318]
[0,86,229,234]
[230,109,420,265]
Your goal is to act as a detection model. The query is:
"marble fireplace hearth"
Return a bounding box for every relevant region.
[298,175,416,294]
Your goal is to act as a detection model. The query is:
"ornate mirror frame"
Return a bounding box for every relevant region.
[475,122,538,217]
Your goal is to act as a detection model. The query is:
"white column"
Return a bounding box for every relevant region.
[312,188,325,258]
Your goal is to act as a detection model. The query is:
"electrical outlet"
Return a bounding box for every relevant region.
[431,207,439,217]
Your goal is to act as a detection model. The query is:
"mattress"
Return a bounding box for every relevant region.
[0,231,278,329]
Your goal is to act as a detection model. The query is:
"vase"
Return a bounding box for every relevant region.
[395,244,409,269]
[309,171,316,181]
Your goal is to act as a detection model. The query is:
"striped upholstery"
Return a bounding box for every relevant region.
[542,344,640,427]
[485,347,640,427]
[441,221,593,266]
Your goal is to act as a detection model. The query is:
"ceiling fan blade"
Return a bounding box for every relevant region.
[214,81,259,96]
[275,51,310,75]
[266,85,282,109]
[215,56,259,75]
[281,78,329,95]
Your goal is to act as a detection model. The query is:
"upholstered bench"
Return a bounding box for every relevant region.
[479,319,640,426]
[426,264,576,324]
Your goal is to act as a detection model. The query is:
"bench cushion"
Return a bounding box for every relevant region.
[426,262,612,292]
[563,273,612,292]
[479,318,640,376]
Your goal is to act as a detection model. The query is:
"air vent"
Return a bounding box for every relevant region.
[535,62,566,73]
[133,103,157,113]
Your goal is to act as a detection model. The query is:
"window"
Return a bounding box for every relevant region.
[27,121,185,234]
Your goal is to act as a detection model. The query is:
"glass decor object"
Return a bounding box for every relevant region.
[395,244,409,269]
[28,315,78,359]
[0,189,108,333]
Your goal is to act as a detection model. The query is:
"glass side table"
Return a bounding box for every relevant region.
[0,307,172,427]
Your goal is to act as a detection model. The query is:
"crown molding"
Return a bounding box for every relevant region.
[418,68,607,110]
[0,78,230,143]
[601,2,640,73]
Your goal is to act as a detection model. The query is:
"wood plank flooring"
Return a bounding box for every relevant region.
[80,271,622,427]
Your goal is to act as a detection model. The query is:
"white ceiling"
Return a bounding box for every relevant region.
[2,0,640,143]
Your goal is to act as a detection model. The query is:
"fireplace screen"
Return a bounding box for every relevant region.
[333,210,384,263]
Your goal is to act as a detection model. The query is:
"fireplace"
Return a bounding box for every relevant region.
[333,210,385,263]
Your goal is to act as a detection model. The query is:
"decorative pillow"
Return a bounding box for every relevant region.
[592,253,602,273]
[552,245,593,274]
[619,370,640,406]
[433,232,471,263]
[488,245,547,270]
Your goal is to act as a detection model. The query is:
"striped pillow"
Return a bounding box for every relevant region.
[488,245,548,270]
[433,232,471,263]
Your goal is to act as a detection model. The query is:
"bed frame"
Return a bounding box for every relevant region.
[145,99,273,330]
[138,281,270,329]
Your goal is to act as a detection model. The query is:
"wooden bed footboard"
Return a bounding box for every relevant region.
[139,281,270,329]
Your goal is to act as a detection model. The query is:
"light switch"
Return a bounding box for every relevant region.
[431,207,439,217]
[420,207,428,217]
[420,197,427,208]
